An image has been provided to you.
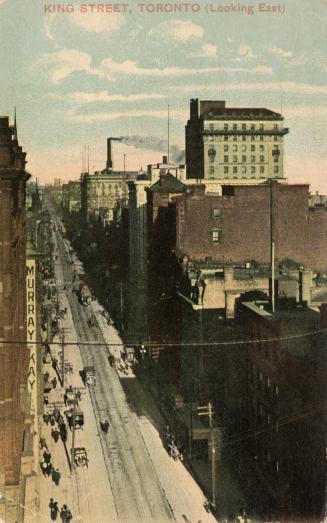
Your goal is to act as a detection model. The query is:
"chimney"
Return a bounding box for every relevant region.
[106,137,122,171]
[106,138,113,171]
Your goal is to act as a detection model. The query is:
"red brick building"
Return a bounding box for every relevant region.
[0,116,30,520]
[175,181,327,273]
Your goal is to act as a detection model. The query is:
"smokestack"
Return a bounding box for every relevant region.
[106,137,122,171]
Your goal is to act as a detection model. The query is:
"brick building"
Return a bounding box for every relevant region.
[240,300,327,519]
[175,181,327,273]
[0,116,31,521]
[185,99,288,182]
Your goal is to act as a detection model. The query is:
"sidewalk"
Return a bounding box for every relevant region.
[25,242,117,523]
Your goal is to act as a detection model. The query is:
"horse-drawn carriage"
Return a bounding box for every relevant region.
[80,366,96,386]
[72,447,89,468]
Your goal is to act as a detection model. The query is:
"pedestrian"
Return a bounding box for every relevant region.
[44,371,49,384]
[50,415,56,427]
[63,393,68,406]
[52,377,57,389]
[46,462,53,477]
[43,450,51,463]
[43,414,50,425]
[40,461,48,476]
[54,468,61,486]
[59,422,67,443]
[52,358,58,371]
[39,437,48,450]
[49,498,59,521]
[53,408,60,423]
[51,428,60,443]
[44,395,49,406]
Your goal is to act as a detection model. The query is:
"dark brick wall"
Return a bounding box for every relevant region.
[176,182,327,272]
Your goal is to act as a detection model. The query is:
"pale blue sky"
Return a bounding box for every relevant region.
[0,0,326,190]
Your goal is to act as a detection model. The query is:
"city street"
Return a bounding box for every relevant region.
[31,205,218,523]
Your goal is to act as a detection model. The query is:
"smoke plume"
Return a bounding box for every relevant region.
[120,135,185,164]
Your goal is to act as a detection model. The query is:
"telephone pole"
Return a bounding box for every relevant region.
[198,402,216,508]
[60,329,65,387]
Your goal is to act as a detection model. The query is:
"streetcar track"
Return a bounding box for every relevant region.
[53,212,174,523]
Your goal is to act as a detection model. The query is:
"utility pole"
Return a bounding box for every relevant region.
[71,409,76,473]
[198,402,216,508]
[60,329,65,387]
[167,104,170,166]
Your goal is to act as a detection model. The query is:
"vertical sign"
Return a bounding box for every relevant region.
[26,259,37,414]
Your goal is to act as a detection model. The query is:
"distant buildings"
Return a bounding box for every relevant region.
[0,116,31,521]
[185,99,287,184]
[62,181,81,213]
[81,138,139,224]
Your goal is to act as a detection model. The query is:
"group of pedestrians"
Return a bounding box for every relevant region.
[40,448,61,486]
[49,499,73,522]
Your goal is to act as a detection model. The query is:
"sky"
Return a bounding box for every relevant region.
[0,0,327,192]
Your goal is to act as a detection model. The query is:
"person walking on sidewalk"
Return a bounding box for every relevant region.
[52,376,58,389]
[52,428,60,443]
[49,498,59,521]
[60,504,72,522]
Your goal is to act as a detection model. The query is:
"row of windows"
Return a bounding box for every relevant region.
[208,123,279,131]
[221,135,280,142]
[223,155,266,163]
[222,144,279,152]
[208,165,280,175]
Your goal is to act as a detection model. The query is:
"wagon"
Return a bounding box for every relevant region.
[73,447,89,468]
[81,366,96,386]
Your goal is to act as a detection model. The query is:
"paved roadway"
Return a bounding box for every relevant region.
[51,210,174,523]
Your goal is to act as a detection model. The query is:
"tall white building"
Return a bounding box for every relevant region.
[185,99,288,183]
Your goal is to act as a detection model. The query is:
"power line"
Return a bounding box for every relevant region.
[7,326,327,347]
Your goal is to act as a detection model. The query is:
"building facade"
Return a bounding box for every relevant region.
[0,116,31,521]
[186,99,288,182]
[81,138,138,224]
[240,300,326,519]
[175,181,327,273]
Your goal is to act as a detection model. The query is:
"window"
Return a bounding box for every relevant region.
[224,155,229,163]
[242,135,246,141]
[274,135,278,141]
[209,124,214,131]
[251,166,255,174]
[213,208,221,218]
[233,124,237,130]
[209,166,215,175]
[251,135,255,141]
[242,123,246,130]
[241,145,246,152]
[251,155,255,162]
[224,145,228,152]
[242,155,246,162]
[260,166,265,174]
[233,166,238,174]
[242,166,246,174]
[260,124,264,130]
[224,124,228,131]
[260,144,264,151]
[260,155,265,162]
[250,124,255,130]
[232,144,238,152]
[233,135,237,141]
[260,135,264,141]
[224,166,229,174]
[233,155,237,163]
[274,124,278,130]
[224,135,228,141]
[212,229,222,242]
[274,165,279,174]
[251,144,255,151]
